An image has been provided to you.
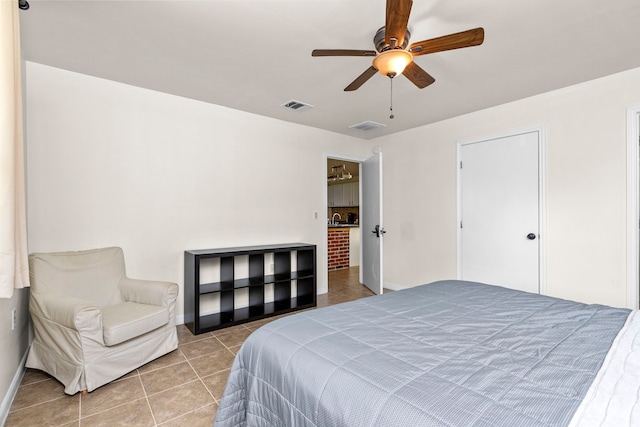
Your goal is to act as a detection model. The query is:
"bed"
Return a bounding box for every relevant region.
[214,280,640,427]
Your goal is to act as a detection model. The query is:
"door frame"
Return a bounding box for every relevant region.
[626,106,640,310]
[324,153,368,287]
[456,127,547,295]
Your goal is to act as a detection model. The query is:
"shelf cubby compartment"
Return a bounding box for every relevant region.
[184,243,316,334]
[248,253,265,312]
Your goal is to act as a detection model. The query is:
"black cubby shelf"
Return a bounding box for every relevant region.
[184,243,317,335]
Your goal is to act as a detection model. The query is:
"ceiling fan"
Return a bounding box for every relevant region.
[311,0,484,92]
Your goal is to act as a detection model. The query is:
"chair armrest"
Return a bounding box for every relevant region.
[119,277,179,307]
[30,292,102,332]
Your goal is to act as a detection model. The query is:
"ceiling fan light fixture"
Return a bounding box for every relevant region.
[373,49,412,77]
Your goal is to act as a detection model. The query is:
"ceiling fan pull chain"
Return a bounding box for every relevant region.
[389,77,395,119]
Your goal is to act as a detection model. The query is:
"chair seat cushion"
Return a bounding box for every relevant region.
[102,302,169,346]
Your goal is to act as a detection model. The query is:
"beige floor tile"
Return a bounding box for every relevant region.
[177,324,212,345]
[20,368,53,386]
[188,349,235,378]
[244,317,275,328]
[10,377,67,411]
[200,370,230,401]
[147,380,214,424]
[115,369,140,381]
[157,402,218,427]
[179,336,227,360]
[139,361,198,396]
[81,376,146,417]
[227,345,241,355]
[5,395,79,427]
[80,398,154,427]
[214,327,253,348]
[245,324,264,332]
[244,314,288,329]
[137,349,186,374]
[210,324,249,337]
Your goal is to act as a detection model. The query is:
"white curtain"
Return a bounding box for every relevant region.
[0,0,29,298]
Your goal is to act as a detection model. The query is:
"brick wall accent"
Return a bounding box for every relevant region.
[328,228,350,270]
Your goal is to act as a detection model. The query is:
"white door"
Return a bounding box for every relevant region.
[362,152,383,295]
[459,131,540,293]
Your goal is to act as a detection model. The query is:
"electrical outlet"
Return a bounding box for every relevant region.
[11,308,16,331]
[269,263,274,273]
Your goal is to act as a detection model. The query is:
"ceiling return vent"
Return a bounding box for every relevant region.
[281,100,314,112]
[349,121,386,131]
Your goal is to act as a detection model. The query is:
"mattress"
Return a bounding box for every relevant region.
[214,280,631,427]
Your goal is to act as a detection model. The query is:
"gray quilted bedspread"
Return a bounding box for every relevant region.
[214,280,630,427]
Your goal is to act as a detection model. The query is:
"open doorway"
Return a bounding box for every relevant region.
[324,152,385,302]
[326,158,365,297]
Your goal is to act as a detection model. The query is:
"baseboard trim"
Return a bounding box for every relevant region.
[0,346,29,426]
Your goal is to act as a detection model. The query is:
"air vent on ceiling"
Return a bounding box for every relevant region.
[349,121,386,131]
[281,100,314,112]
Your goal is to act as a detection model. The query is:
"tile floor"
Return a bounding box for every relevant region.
[5,267,376,427]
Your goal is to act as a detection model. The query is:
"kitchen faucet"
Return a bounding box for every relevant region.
[331,213,341,225]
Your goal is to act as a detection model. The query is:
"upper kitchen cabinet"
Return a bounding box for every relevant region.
[328,182,359,207]
[344,182,359,206]
[328,184,343,207]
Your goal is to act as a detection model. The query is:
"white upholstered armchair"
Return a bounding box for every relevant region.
[26,247,179,394]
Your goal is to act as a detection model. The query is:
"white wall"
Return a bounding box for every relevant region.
[25,62,370,321]
[25,61,640,314]
[0,288,30,424]
[379,66,640,308]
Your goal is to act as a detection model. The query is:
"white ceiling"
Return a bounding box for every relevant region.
[19,0,640,140]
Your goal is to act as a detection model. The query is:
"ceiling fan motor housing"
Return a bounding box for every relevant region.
[374,26,411,52]
[310,0,484,92]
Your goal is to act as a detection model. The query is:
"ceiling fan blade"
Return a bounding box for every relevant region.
[402,61,435,89]
[312,49,377,57]
[385,0,413,47]
[409,27,484,56]
[344,66,378,91]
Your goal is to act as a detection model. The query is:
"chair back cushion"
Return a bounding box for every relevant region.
[29,247,126,308]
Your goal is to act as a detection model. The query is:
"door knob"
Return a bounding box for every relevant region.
[372,225,386,238]
[527,233,536,240]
